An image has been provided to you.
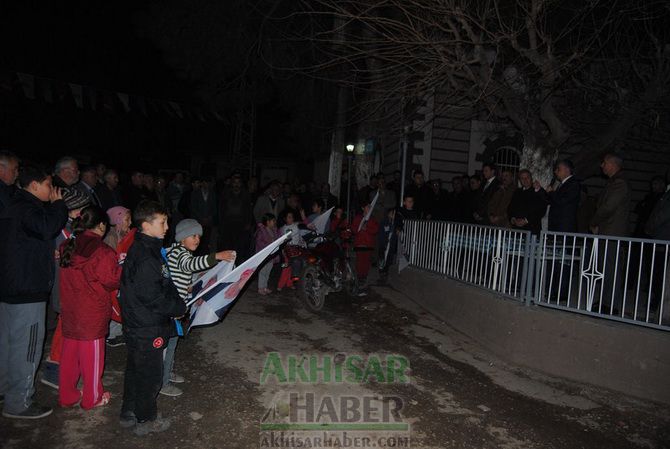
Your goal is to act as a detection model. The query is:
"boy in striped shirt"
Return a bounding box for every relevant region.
[161,219,235,397]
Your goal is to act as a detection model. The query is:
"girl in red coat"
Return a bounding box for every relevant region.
[58,206,122,409]
[351,201,379,286]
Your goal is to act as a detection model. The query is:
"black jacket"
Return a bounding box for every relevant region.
[119,232,186,348]
[0,179,15,213]
[546,176,581,233]
[474,178,501,224]
[507,187,549,235]
[0,190,68,303]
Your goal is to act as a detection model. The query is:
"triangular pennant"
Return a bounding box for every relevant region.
[17,73,35,99]
[117,92,130,112]
[162,100,175,117]
[136,96,147,116]
[42,78,53,103]
[195,107,206,122]
[68,83,84,108]
[169,101,184,118]
[85,86,98,110]
[102,91,116,112]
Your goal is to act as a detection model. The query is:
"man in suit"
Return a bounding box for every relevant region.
[75,165,102,208]
[590,153,632,315]
[535,160,580,303]
[508,169,548,235]
[473,163,500,225]
[590,153,631,237]
[538,159,580,233]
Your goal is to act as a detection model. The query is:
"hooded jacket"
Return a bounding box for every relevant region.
[0,189,68,303]
[119,232,186,349]
[59,231,121,340]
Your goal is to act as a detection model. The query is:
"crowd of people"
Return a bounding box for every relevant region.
[0,149,668,435]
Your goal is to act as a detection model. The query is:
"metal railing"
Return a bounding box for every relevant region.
[534,231,669,330]
[401,220,532,301]
[400,220,670,331]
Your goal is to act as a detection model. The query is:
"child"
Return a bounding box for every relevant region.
[162,219,235,397]
[305,198,325,224]
[41,189,91,390]
[278,211,305,289]
[58,206,121,409]
[104,206,135,347]
[329,206,348,234]
[119,200,186,436]
[351,201,380,290]
[255,213,279,295]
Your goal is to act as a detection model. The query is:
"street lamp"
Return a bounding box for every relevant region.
[346,144,355,221]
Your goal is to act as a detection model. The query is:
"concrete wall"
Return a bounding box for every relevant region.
[390,268,670,404]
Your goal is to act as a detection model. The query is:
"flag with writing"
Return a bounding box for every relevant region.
[186,231,293,329]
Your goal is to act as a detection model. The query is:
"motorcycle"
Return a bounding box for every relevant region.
[286,228,358,312]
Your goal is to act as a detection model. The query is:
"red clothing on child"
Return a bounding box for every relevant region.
[60,231,122,340]
[59,338,106,409]
[58,230,121,410]
[351,214,379,248]
[351,214,379,280]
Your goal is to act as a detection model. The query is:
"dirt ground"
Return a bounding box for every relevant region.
[2,283,669,449]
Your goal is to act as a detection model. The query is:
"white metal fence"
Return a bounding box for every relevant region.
[400,220,670,331]
[534,231,670,330]
[401,220,532,301]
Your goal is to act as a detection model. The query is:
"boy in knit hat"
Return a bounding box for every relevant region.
[41,189,91,389]
[160,218,235,397]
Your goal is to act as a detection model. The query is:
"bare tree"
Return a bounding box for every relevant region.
[269,0,670,182]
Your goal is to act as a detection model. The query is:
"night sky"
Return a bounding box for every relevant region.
[0,2,309,168]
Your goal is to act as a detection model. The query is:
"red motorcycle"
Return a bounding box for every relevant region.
[286,228,358,312]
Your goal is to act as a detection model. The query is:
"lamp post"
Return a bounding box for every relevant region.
[346,144,355,221]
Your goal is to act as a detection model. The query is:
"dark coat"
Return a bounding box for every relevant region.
[124,184,149,211]
[0,179,15,213]
[507,187,549,235]
[474,177,501,224]
[590,172,631,237]
[645,189,670,241]
[0,190,68,303]
[95,184,122,212]
[119,232,186,349]
[546,176,581,233]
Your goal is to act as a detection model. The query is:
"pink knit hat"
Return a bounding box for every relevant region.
[107,206,130,226]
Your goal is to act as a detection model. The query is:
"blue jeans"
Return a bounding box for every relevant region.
[0,302,46,414]
[162,336,179,387]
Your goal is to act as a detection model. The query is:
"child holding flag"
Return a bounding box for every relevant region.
[351,200,380,291]
[162,219,235,397]
[119,201,186,436]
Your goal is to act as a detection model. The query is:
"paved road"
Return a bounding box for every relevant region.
[2,284,669,448]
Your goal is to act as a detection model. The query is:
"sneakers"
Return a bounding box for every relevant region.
[134,416,171,436]
[169,372,185,384]
[119,410,137,428]
[2,403,53,420]
[40,360,59,390]
[106,336,125,347]
[159,384,183,397]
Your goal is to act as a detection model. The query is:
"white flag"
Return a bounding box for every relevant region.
[358,191,379,231]
[187,231,293,329]
[310,207,334,235]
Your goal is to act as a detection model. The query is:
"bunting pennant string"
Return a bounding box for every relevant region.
[0,69,225,122]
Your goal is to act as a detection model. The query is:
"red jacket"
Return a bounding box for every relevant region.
[60,231,122,340]
[351,214,379,248]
